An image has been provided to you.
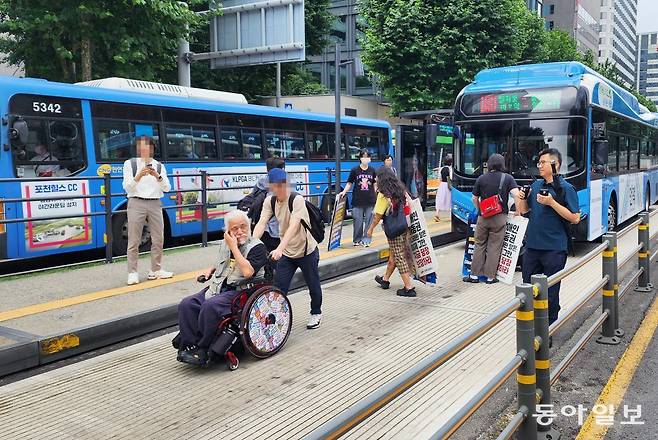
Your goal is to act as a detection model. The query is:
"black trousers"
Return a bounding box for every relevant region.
[522,248,568,325]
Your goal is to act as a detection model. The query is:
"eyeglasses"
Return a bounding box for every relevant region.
[536,160,554,167]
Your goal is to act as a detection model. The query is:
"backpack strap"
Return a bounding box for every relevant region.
[287,192,310,256]
[270,195,276,219]
[497,172,506,199]
[130,158,137,177]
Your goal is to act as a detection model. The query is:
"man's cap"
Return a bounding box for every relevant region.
[268,168,287,183]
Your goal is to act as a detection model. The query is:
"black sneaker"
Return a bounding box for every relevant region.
[375,275,390,290]
[485,278,499,285]
[180,346,209,366]
[396,287,417,297]
[463,276,480,283]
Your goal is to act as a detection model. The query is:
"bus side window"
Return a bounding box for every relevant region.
[13,118,85,178]
[95,120,161,161]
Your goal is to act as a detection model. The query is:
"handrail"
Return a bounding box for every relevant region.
[496,408,527,440]
[618,268,643,301]
[550,311,609,386]
[618,243,643,270]
[431,353,524,439]
[549,276,608,336]
[617,218,642,238]
[547,241,608,288]
[303,296,524,440]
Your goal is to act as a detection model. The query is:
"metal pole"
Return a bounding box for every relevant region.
[334,43,342,193]
[178,38,191,87]
[516,283,537,440]
[327,168,333,196]
[636,212,652,292]
[103,173,113,264]
[200,170,208,247]
[276,62,282,108]
[531,274,561,440]
[597,232,621,345]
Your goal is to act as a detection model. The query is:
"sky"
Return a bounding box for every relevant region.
[637,0,658,33]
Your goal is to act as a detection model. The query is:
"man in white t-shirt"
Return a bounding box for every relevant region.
[122,135,172,285]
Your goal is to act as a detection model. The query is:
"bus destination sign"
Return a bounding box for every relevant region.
[462,88,573,116]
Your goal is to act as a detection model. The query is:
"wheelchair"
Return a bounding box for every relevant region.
[172,273,292,371]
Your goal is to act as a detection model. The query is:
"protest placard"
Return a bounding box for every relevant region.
[496,214,529,284]
[407,198,438,279]
[327,194,346,251]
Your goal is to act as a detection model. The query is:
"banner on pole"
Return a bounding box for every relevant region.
[496,214,529,284]
[327,194,346,251]
[408,198,438,279]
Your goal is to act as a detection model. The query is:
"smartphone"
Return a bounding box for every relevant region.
[539,189,549,196]
[146,163,153,168]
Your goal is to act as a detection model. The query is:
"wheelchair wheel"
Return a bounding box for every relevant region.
[239,285,292,359]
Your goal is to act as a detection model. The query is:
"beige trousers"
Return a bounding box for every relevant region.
[127,198,164,273]
[471,213,507,279]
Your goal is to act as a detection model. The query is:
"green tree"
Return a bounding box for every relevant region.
[0,1,205,83]
[358,0,545,114]
[541,30,581,62]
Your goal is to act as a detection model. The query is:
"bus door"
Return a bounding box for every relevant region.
[426,123,454,201]
[396,125,427,209]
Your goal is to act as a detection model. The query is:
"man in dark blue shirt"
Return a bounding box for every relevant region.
[518,148,580,327]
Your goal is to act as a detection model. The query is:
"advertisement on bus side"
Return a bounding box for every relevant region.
[618,173,643,224]
[21,180,92,250]
[172,165,310,223]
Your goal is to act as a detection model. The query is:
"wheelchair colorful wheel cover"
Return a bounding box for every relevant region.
[241,286,292,358]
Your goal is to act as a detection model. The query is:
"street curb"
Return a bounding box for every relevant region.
[0,231,460,377]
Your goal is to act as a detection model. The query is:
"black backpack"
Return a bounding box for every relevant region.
[270,192,325,247]
[238,185,269,226]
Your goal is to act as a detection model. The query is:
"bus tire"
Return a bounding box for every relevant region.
[111,212,151,256]
[607,195,617,231]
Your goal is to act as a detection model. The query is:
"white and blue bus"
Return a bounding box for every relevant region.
[451,62,658,240]
[0,77,392,260]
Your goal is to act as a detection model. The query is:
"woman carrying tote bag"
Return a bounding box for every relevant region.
[366,168,416,297]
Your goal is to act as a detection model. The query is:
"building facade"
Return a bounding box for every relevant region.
[637,32,658,105]
[542,0,601,63]
[598,0,638,88]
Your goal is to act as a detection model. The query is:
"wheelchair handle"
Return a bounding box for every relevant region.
[197,275,208,283]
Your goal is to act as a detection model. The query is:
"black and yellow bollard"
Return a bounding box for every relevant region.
[516,283,538,440]
[597,232,622,345]
[532,274,561,439]
[635,212,653,292]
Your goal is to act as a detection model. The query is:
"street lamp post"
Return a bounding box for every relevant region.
[334,43,353,193]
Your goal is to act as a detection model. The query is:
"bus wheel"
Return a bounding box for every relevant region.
[607,199,617,231]
[111,213,151,256]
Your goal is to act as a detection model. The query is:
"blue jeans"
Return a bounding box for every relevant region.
[352,205,374,244]
[522,249,568,325]
[274,248,322,315]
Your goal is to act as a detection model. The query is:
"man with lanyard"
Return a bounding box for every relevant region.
[517,148,580,337]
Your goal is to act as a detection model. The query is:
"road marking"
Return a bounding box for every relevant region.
[0,221,450,322]
[575,293,658,440]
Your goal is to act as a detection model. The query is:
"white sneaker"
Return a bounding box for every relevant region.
[127,272,139,285]
[307,313,322,329]
[147,269,174,280]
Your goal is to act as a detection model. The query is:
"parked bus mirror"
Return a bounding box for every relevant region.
[9,118,28,147]
[593,140,609,165]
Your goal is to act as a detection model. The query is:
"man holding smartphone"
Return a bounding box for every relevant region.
[517,148,580,331]
[122,135,172,285]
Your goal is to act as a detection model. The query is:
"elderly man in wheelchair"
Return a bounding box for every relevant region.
[173,209,292,369]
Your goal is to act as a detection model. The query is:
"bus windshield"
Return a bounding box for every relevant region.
[456,118,585,178]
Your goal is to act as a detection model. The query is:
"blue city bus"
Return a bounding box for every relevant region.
[0,76,392,260]
[451,62,658,239]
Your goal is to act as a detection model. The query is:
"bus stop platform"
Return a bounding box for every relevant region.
[1,226,650,440]
[0,214,451,376]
